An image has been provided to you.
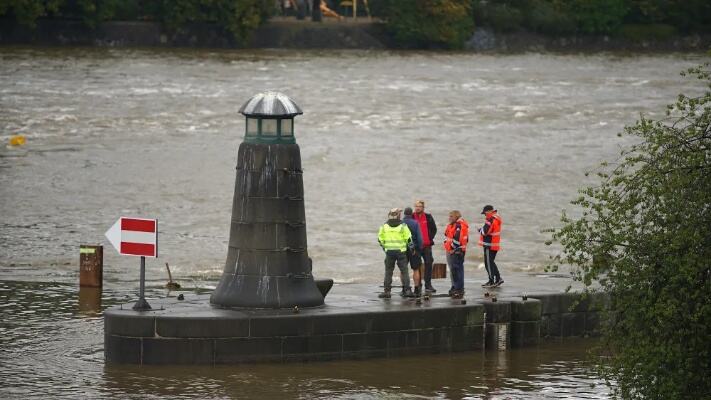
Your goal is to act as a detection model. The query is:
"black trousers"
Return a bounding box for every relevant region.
[421,246,434,286]
[483,247,501,282]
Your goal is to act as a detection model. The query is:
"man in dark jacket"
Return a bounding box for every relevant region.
[413,200,438,293]
[402,207,424,297]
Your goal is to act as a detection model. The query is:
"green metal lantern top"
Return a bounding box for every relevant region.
[240,92,302,144]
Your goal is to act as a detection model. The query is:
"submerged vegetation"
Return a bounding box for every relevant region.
[548,63,711,399]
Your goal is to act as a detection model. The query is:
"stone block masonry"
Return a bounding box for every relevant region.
[105,295,486,365]
[105,278,610,365]
[533,291,609,338]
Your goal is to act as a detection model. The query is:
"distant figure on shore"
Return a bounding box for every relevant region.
[479,205,504,287]
[280,0,297,16]
[443,210,468,299]
[320,0,343,19]
[402,207,423,297]
[413,200,437,293]
[377,208,413,298]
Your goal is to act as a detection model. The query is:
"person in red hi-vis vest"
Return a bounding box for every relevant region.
[478,205,504,288]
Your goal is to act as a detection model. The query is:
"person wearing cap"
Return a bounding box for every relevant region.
[443,210,469,299]
[412,200,438,293]
[402,207,424,297]
[478,205,504,287]
[377,208,414,298]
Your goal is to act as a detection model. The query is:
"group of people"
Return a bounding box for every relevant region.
[377,201,504,300]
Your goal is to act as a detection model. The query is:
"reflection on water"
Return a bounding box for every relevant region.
[0,279,610,399]
[103,348,606,400]
[78,286,102,316]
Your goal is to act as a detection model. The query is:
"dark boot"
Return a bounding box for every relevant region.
[425,284,436,293]
[402,287,414,298]
[414,286,421,297]
[378,288,391,299]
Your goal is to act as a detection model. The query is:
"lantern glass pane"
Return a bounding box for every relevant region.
[281,119,293,136]
[262,119,277,136]
[247,118,258,135]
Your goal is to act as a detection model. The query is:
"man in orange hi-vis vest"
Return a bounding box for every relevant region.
[478,205,504,288]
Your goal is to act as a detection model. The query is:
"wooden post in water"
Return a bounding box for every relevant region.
[79,245,103,287]
[78,286,102,315]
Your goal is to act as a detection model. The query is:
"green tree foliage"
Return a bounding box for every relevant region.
[626,0,711,32]
[161,0,272,44]
[378,0,474,49]
[555,0,628,34]
[0,0,62,27]
[475,0,625,34]
[473,1,524,32]
[0,0,273,43]
[471,0,711,35]
[473,0,576,34]
[73,0,124,28]
[548,64,711,399]
[525,0,576,35]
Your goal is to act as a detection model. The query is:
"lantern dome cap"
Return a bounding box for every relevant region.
[239,91,303,118]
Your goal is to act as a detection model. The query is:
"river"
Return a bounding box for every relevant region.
[0,47,707,398]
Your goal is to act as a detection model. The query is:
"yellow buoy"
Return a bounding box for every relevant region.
[9,135,26,146]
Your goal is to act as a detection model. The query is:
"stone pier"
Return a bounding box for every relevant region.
[104,273,608,365]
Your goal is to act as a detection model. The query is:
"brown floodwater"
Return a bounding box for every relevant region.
[0,280,609,399]
[0,46,707,398]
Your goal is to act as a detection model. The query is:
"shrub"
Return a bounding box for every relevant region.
[555,0,628,34]
[525,0,576,35]
[71,0,126,28]
[548,63,711,399]
[379,0,474,49]
[0,0,273,42]
[160,0,273,44]
[473,1,524,32]
[486,3,524,32]
[0,0,62,27]
[666,0,711,33]
[622,1,711,33]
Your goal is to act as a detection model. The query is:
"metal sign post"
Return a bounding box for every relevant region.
[105,217,158,312]
[132,256,151,310]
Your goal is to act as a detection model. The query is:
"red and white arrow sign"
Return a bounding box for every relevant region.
[105,217,158,258]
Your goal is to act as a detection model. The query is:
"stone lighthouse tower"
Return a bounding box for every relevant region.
[210,92,324,308]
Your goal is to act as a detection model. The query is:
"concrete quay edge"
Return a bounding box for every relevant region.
[104,274,609,365]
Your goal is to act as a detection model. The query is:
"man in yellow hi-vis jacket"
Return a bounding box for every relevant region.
[378,208,414,298]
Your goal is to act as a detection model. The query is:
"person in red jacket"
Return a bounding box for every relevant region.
[478,205,504,287]
[413,200,437,293]
[443,210,468,299]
